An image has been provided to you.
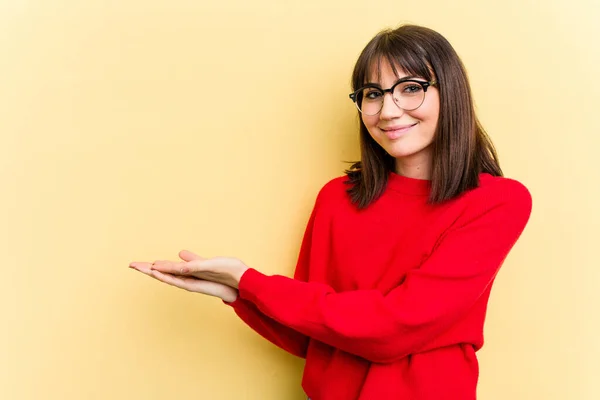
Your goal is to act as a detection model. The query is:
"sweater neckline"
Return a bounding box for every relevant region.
[386,171,432,196]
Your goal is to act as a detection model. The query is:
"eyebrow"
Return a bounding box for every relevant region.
[363,76,425,87]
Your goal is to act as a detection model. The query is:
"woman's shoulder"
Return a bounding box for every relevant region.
[476,173,531,201]
[312,172,532,216]
[316,173,531,199]
[314,175,351,205]
[461,173,532,220]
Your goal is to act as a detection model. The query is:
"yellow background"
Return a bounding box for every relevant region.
[2,0,598,399]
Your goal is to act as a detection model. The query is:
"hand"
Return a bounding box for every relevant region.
[129,250,241,303]
[144,252,249,289]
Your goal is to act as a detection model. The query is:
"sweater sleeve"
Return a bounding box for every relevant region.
[237,180,532,364]
[226,298,309,358]
[223,190,322,358]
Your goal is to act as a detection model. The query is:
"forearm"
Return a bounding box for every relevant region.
[226,297,309,358]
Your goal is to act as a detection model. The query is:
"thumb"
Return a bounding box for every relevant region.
[179,250,205,262]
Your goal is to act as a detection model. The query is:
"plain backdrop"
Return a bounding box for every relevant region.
[1,0,599,399]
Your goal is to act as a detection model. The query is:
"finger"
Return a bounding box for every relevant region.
[150,269,204,291]
[129,263,196,289]
[129,262,153,271]
[179,250,205,262]
[140,269,228,298]
[149,260,189,274]
[188,257,239,272]
[130,264,161,281]
[130,261,178,275]
[151,259,180,269]
[169,258,237,279]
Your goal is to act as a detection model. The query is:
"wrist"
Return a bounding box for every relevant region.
[231,266,249,289]
[221,287,239,304]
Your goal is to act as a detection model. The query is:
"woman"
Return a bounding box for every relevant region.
[130,24,532,399]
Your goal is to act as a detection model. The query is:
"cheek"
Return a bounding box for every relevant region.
[410,102,439,123]
[362,115,379,131]
[420,95,440,123]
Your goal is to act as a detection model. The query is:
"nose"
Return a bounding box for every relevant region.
[379,92,404,120]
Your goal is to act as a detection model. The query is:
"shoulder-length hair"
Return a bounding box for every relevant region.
[345,24,502,208]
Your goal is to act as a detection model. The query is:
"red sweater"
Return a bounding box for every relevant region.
[227,172,532,399]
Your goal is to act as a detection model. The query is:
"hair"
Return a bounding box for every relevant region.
[345,24,503,209]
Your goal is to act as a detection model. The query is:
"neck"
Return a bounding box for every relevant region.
[395,152,432,180]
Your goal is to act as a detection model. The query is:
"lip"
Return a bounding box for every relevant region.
[380,122,418,139]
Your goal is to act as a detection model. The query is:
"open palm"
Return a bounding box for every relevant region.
[129,250,239,303]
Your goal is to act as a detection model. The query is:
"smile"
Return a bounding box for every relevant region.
[381,122,418,140]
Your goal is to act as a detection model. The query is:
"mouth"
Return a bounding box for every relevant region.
[380,122,418,140]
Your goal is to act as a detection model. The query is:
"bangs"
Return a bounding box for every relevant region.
[353,31,434,89]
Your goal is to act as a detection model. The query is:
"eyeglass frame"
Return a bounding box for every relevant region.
[348,77,437,115]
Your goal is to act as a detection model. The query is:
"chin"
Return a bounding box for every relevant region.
[382,142,433,160]
[384,146,421,159]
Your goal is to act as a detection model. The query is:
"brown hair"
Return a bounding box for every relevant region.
[345,24,502,208]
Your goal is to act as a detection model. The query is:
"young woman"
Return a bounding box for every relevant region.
[130,24,532,399]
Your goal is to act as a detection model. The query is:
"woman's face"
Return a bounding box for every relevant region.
[361,59,440,176]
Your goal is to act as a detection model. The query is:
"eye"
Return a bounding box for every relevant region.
[364,89,383,100]
[402,84,423,94]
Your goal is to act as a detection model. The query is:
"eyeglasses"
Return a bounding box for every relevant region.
[349,78,437,116]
